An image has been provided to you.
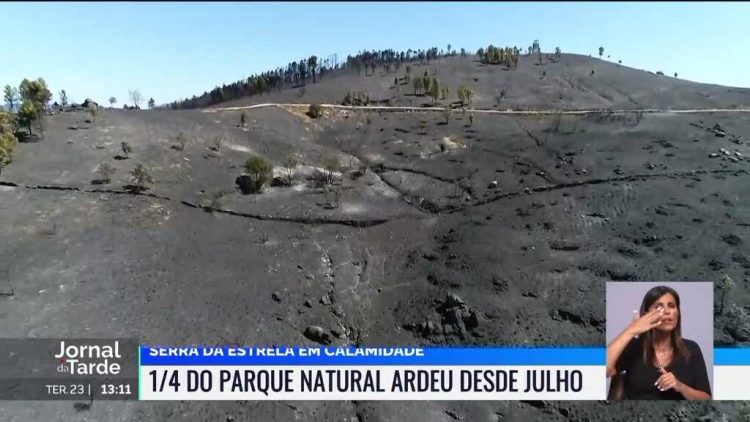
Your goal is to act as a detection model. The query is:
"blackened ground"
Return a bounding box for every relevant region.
[1,61,749,421]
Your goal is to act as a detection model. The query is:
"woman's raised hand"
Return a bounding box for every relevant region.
[626,308,664,336]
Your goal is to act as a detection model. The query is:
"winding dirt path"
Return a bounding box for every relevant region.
[204,102,750,115]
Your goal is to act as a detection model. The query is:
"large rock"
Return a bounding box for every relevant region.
[270,176,288,187]
[440,137,460,152]
[303,326,332,345]
[435,293,482,340]
[82,98,99,109]
[235,175,257,194]
[441,293,465,309]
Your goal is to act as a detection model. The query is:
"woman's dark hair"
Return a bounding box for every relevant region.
[639,285,691,365]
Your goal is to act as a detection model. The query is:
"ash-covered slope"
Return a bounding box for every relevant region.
[1,54,749,421]
[216,54,750,111]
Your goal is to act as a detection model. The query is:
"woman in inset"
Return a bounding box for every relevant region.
[606,285,712,400]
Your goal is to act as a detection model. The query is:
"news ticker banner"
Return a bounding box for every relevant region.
[139,346,603,400]
[1,339,750,400]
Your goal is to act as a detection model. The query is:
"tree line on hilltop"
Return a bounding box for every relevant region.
[168,41,565,110]
[168,45,481,110]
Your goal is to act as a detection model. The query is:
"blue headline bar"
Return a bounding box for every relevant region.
[715,348,750,365]
[139,346,605,366]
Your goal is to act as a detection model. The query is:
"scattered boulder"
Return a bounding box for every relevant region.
[436,293,481,340]
[81,98,99,109]
[488,180,498,189]
[556,309,586,325]
[408,320,440,337]
[711,123,726,137]
[442,293,465,308]
[440,137,460,152]
[235,175,255,194]
[320,295,332,306]
[303,325,333,345]
[708,153,719,158]
[270,177,288,187]
[271,291,283,302]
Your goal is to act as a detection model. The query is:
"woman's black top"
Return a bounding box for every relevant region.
[615,336,711,400]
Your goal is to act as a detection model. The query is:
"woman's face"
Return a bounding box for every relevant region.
[647,292,679,332]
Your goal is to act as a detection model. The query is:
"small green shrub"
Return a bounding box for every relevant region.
[320,153,340,185]
[121,141,133,158]
[0,111,15,126]
[282,155,298,185]
[245,154,273,192]
[17,100,39,136]
[0,132,18,168]
[131,163,153,191]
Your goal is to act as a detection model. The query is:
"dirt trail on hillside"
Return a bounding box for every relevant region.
[204,102,750,115]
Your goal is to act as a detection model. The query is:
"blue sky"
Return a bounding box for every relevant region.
[2,2,748,106]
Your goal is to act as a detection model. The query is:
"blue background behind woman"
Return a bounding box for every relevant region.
[607,285,712,400]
